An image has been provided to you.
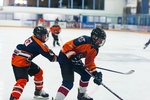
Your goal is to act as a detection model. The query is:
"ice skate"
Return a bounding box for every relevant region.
[77,89,93,100]
[34,89,49,99]
[9,95,18,100]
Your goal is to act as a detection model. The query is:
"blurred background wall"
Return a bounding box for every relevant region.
[0,0,150,32]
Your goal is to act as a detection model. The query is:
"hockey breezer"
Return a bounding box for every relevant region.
[83,66,123,100]
[96,67,135,75]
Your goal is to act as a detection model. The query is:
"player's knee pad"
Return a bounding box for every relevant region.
[62,80,73,90]
[34,69,43,80]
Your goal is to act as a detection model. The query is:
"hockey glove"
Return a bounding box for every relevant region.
[70,55,83,66]
[92,71,102,85]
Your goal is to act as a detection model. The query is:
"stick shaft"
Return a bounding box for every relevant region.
[101,83,123,100]
[84,68,123,100]
[58,35,63,45]
[96,67,133,75]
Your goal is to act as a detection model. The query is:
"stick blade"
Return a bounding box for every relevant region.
[125,70,135,75]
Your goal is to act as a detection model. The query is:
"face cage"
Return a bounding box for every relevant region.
[92,38,106,48]
[44,33,49,42]
[98,39,106,47]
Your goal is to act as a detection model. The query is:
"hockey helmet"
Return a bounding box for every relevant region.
[91,28,106,48]
[33,26,49,42]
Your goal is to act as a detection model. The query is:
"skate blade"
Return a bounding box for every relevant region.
[34,96,49,100]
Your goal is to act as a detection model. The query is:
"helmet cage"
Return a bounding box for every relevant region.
[44,33,49,42]
[99,39,106,47]
[33,26,49,42]
[91,28,106,48]
[91,35,105,48]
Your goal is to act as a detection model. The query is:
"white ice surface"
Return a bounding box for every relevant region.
[0,27,150,100]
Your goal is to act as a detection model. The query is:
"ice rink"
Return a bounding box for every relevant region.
[0,27,150,100]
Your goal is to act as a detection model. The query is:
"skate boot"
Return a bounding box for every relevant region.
[10,95,18,100]
[34,89,49,99]
[77,89,93,100]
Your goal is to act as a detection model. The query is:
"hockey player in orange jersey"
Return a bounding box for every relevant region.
[54,28,106,100]
[10,26,57,100]
[37,17,45,27]
[49,21,61,47]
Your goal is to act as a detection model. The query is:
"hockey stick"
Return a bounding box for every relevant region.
[84,68,123,100]
[143,44,149,49]
[101,83,123,100]
[143,39,150,49]
[96,67,134,75]
[58,35,63,45]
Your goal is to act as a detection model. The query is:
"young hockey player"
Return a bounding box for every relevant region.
[54,28,106,100]
[10,26,57,100]
[144,39,150,49]
[49,21,61,47]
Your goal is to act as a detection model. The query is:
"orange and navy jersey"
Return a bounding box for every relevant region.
[58,35,99,71]
[12,35,57,67]
[49,25,61,35]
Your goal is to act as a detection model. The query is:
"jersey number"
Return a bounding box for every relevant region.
[24,38,33,46]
